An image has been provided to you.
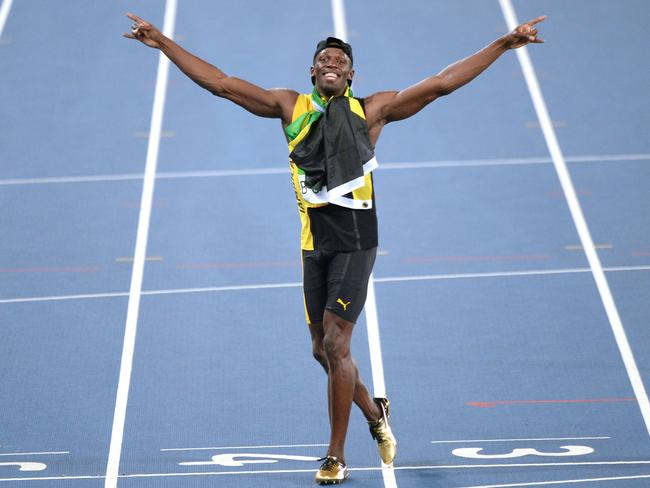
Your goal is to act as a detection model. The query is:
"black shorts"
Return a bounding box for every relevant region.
[301,247,377,325]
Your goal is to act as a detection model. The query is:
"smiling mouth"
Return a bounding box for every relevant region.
[323,72,339,81]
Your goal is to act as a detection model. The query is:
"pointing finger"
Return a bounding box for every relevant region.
[527,15,547,26]
[126,12,145,23]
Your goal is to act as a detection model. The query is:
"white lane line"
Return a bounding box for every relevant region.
[376,265,650,284]
[330,0,347,40]
[3,460,650,482]
[0,475,104,482]
[330,1,398,486]
[460,473,650,488]
[140,281,301,296]
[0,0,13,39]
[104,2,178,487]
[498,0,650,437]
[375,267,590,283]
[365,277,388,399]
[0,451,69,457]
[380,152,650,171]
[0,291,130,304]
[0,174,145,185]
[161,443,328,451]
[166,436,611,452]
[1,153,648,186]
[2,265,650,305]
[431,437,610,444]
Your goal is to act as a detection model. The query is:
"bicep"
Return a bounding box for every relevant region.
[214,77,297,120]
[371,75,448,124]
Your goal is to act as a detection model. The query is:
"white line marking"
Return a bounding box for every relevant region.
[140,281,302,296]
[179,453,319,467]
[376,265,650,285]
[0,291,130,304]
[365,277,389,400]
[161,443,328,451]
[460,473,650,488]
[0,475,104,482]
[330,1,398,486]
[431,437,610,444]
[363,284,400,481]
[0,462,46,472]
[375,267,591,283]
[380,153,650,171]
[104,2,177,487]
[499,0,650,437]
[330,0,347,40]
[1,153,647,186]
[0,0,13,39]
[0,452,69,457]
[2,265,650,305]
[3,460,650,482]
[0,174,145,186]
[383,460,650,471]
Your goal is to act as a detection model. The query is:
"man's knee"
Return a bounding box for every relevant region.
[312,341,328,368]
[308,322,328,369]
[322,312,353,363]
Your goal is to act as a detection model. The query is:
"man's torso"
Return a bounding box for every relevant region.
[287,93,378,251]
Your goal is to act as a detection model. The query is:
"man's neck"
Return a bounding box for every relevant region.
[315,86,347,99]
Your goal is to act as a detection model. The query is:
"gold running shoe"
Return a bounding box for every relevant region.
[368,397,397,464]
[315,456,348,485]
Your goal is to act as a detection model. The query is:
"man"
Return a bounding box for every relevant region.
[124,12,545,485]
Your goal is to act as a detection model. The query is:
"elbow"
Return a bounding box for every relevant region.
[436,74,455,97]
[207,75,230,97]
[209,82,226,97]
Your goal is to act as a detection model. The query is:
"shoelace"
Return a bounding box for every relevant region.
[318,456,343,469]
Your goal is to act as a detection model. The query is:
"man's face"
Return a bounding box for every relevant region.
[311,47,354,97]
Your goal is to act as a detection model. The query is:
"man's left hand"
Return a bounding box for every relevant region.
[504,15,546,49]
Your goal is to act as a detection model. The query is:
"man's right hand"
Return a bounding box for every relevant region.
[122,12,163,49]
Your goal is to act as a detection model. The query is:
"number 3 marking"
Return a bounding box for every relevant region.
[452,445,594,459]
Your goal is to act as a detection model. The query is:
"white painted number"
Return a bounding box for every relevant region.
[180,453,320,467]
[452,445,594,459]
[0,462,47,472]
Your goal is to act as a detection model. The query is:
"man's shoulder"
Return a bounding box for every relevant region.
[361,91,399,130]
[363,91,399,107]
[269,88,301,104]
[266,89,301,126]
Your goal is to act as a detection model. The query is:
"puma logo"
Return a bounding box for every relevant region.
[336,298,351,311]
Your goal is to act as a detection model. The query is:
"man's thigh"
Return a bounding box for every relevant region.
[324,247,377,323]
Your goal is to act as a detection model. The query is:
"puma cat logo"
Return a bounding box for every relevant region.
[337,298,351,311]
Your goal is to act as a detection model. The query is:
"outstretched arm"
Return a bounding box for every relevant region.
[123,13,297,124]
[365,16,546,128]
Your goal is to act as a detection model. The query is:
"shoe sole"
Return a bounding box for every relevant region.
[315,472,349,485]
[315,477,348,485]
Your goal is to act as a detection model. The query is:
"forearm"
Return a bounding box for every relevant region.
[153,34,291,120]
[367,16,544,126]
[436,37,508,95]
[157,36,228,95]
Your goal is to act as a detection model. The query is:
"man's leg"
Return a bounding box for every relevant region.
[320,309,361,463]
[309,321,381,425]
[306,247,395,480]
